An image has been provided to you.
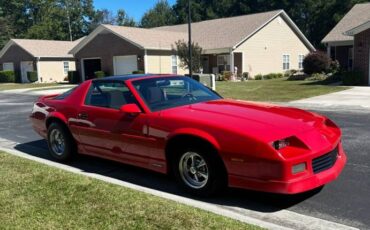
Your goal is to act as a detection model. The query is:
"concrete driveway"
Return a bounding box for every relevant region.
[289,87,370,110]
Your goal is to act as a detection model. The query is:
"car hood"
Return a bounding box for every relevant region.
[161,99,325,141]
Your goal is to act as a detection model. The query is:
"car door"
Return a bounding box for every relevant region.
[75,80,151,165]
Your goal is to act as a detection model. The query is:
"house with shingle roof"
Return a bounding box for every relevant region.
[70,10,314,81]
[322,2,370,85]
[0,38,82,83]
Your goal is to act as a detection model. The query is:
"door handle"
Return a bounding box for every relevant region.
[78,113,88,120]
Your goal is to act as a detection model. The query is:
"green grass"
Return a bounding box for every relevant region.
[0,83,63,91]
[216,78,350,102]
[0,151,261,230]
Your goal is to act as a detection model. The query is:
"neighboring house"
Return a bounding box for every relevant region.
[322,3,370,80]
[0,38,81,83]
[70,10,314,80]
[344,20,370,85]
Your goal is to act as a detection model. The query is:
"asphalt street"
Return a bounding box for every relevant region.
[0,92,369,229]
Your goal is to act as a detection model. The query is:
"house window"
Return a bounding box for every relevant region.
[348,47,353,70]
[217,55,230,72]
[3,62,14,71]
[63,61,69,75]
[298,55,304,69]
[283,54,290,70]
[171,55,177,74]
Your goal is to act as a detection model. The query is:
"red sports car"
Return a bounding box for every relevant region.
[30,74,346,196]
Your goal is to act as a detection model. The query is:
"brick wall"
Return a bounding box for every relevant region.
[354,28,370,85]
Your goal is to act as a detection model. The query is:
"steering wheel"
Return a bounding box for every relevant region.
[181,92,197,101]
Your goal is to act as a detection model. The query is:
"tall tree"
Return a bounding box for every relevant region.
[140,0,176,28]
[173,39,203,73]
[116,9,136,27]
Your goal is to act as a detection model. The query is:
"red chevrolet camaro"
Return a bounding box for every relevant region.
[30,74,346,196]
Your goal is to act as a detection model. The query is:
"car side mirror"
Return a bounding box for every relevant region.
[120,104,141,116]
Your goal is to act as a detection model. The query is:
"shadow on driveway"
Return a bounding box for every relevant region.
[14,139,322,213]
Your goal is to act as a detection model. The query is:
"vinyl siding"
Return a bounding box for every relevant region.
[146,50,187,75]
[38,61,76,82]
[234,16,310,77]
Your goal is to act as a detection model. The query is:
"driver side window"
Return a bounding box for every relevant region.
[85,81,137,109]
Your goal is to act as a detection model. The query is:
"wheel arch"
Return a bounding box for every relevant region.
[45,112,68,128]
[165,129,227,176]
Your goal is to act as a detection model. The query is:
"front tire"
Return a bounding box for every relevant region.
[173,146,226,196]
[47,122,76,162]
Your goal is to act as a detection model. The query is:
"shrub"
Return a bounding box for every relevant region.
[254,74,263,80]
[287,74,307,81]
[263,73,284,79]
[303,51,331,74]
[284,69,299,78]
[68,71,80,84]
[132,70,145,74]
[342,70,365,86]
[27,71,38,82]
[222,71,232,81]
[94,71,105,78]
[329,60,340,74]
[305,73,328,81]
[242,72,249,80]
[0,70,15,83]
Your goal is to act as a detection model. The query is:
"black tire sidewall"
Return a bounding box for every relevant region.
[47,122,75,162]
[172,146,225,196]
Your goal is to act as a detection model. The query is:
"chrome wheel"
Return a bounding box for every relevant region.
[179,152,209,189]
[50,129,65,156]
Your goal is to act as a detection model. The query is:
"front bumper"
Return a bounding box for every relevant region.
[228,144,347,194]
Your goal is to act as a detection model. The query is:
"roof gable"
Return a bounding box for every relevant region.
[322,3,370,43]
[0,38,81,58]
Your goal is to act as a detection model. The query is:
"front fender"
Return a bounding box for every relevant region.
[167,128,221,151]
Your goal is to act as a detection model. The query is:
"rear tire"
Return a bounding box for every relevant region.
[47,122,76,162]
[172,145,226,197]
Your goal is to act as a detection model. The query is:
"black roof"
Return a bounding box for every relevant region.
[93,74,157,82]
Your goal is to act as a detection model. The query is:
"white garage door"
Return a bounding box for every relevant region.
[113,55,138,75]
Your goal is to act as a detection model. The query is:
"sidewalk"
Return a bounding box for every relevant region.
[1,84,74,95]
[289,87,370,110]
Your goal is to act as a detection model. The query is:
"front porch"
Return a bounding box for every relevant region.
[201,52,243,76]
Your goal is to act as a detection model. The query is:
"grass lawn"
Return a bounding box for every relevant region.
[0,151,261,230]
[0,83,65,91]
[216,78,350,102]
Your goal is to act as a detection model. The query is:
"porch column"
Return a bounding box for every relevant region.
[326,44,331,57]
[36,57,41,83]
[230,51,234,73]
[144,49,148,74]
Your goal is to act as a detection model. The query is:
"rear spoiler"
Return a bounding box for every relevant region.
[37,94,60,101]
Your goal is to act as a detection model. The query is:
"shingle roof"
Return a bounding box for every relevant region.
[152,10,282,50]
[322,3,370,43]
[70,10,314,54]
[102,24,186,50]
[3,38,82,58]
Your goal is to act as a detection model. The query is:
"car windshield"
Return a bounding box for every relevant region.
[132,76,222,112]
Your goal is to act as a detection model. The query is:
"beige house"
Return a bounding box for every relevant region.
[0,39,81,83]
[70,10,314,80]
[322,3,370,85]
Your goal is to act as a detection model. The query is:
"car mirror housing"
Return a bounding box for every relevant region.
[120,104,141,116]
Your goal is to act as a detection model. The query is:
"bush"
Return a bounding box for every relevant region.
[303,51,331,74]
[342,70,365,86]
[222,71,232,81]
[284,69,299,78]
[305,73,328,81]
[94,71,105,78]
[287,74,308,81]
[329,60,340,74]
[68,71,80,84]
[254,74,263,80]
[242,72,249,80]
[263,73,284,79]
[27,71,38,82]
[132,70,145,74]
[0,71,15,83]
